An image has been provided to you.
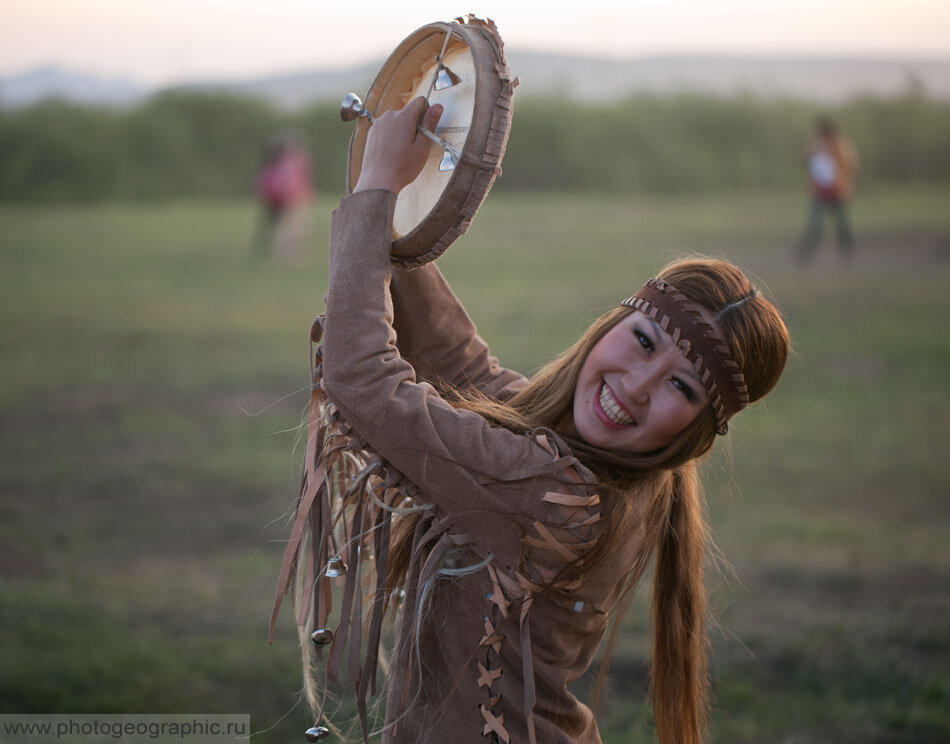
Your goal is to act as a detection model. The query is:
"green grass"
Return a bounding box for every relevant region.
[1,186,948,743]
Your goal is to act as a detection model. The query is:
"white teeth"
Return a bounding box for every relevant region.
[599,382,635,425]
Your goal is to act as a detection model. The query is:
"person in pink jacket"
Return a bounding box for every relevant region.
[253,134,314,262]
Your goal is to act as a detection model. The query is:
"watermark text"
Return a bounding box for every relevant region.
[0,715,249,742]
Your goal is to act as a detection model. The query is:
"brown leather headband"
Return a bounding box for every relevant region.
[620,278,749,434]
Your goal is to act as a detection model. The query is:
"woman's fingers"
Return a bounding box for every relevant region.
[354,97,446,194]
[411,102,443,160]
[420,102,444,136]
[400,96,428,132]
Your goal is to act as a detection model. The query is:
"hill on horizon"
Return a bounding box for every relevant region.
[2,52,948,109]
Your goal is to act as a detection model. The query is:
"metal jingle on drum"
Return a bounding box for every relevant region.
[434,65,462,90]
[439,149,458,172]
[311,628,334,646]
[305,725,330,741]
[325,555,347,578]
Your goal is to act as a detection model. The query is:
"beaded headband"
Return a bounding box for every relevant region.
[620,278,750,435]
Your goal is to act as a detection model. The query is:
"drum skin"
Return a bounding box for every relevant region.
[346,16,518,268]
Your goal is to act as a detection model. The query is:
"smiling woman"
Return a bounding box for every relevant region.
[271,97,791,744]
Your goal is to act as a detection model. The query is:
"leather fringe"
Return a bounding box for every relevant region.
[271,316,602,743]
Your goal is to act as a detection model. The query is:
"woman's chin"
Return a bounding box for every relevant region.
[577,417,624,449]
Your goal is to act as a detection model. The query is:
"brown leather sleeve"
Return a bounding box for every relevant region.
[321,190,585,568]
[390,263,527,400]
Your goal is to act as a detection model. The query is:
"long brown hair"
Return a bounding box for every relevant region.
[381,257,788,743]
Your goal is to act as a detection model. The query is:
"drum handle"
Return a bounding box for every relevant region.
[354,104,461,165]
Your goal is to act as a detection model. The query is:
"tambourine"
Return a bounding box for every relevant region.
[341,15,518,268]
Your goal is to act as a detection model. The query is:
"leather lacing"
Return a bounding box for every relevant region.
[474,433,600,744]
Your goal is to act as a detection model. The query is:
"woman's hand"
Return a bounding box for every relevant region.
[353,97,444,195]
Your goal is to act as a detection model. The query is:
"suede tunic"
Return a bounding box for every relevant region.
[310,189,645,743]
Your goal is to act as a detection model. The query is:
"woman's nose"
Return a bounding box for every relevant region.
[621,370,651,405]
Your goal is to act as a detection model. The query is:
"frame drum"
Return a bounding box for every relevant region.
[345,16,518,268]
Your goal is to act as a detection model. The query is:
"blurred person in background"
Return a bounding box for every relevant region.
[798,116,860,265]
[253,133,315,262]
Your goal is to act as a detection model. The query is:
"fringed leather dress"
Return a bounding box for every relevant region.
[271,190,646,743]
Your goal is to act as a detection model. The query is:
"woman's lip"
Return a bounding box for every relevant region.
[594,380,637,429]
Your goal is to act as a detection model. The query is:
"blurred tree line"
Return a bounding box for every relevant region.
[1,88,947,201]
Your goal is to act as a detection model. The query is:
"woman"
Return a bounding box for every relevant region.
[269,98,790,744]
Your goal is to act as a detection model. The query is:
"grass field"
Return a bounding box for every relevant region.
[1,187,948,743]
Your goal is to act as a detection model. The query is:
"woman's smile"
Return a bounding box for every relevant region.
[595,380,637,428]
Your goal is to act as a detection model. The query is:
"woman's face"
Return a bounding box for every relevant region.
[567,311,711,454]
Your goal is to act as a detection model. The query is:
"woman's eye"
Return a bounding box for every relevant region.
[635,330,654,352]
[672,377,696,402]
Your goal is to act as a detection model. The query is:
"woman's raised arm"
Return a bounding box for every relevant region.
[390,264,527,399]
[321,188,594,568]
[351,95,525,399]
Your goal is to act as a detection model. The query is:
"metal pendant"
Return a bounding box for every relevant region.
[434,65,461,90]
[325,556,347,578]
[311,628,334,646]
[439,149,458,172]
[305,726,330,741]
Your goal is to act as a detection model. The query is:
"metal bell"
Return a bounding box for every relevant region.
[340,92,366,122]
[311,627,334,646]
[439,149,458,172]
[325,556,347,578]
[434,65,462,90]
[304,726,330,742]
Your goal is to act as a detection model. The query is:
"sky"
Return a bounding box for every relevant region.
[1,0,948,84]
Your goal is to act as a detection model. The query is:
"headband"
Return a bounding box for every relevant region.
[620,278,749,435]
